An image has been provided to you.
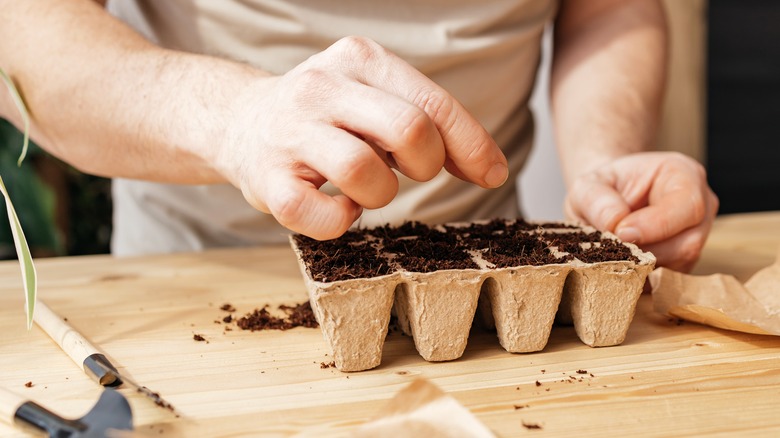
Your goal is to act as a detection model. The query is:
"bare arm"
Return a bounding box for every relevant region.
[0,0,248,183]
[552,0,667,186]
[552,0,718,271]
[0,0,507,240]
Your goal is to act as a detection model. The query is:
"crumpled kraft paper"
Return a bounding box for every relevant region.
[649,247,780,335]
[353,378,495,437]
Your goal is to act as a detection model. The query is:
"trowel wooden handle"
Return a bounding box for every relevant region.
[33,300,101,368]
[0,387,26,427]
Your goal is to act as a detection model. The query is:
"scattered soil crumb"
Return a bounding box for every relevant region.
[211,302,318,332]
[535,381,542,387]
[236,302,318,331]
[320,361,336,369]
[220,303,236,312]
[193,334,207,342]
[576,369,588,374]
[522,421,543,430]
[140,386,178,416]
[24,381,33,388]
[514,404,530,410]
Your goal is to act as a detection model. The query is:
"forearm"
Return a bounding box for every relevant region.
[551,0,668,186]
[2,0,510,240]
[0,0,266,183]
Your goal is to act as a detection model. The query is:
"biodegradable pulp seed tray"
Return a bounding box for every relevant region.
[290,219,656,372]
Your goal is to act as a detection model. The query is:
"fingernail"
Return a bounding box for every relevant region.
[485,162,508,187]
[616,227,641,243]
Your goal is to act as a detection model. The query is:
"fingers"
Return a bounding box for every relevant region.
[614,171,713,245]
[564,172,632,232]
[329,79,445,182]
[243,126,398,238]
[412,88,508,188]
[617,185,718,272]
[323,36,508,188]
[614,156,719,246]
[639,220,712,272]
[228,36,510,240]
[254,170,365,240]
[305,126,400,209]
[563,152,719,271]
[614,186,715,245]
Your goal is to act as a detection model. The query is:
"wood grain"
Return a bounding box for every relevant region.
[1,212,779,437]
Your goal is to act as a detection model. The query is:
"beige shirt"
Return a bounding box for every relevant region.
[107,0,558,255]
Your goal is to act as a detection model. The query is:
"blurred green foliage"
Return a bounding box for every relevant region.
[0,118,60,258]
[0,118,112,259]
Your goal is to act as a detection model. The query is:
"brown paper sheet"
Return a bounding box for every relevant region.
[649,247,780,335]
[354,379,495,437]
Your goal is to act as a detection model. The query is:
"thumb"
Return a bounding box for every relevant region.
[566,176,632,232]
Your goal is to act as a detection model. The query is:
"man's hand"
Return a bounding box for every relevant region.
[564,152,719,272]
[550,1,717,270]
[2,0,508,244]
[218,36,508,240]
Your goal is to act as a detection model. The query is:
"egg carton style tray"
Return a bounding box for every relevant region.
[289,219,656,372]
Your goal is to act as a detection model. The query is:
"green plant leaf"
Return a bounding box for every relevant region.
[0,69,30,166]
[1,67,37,329]
[0,175,36,329]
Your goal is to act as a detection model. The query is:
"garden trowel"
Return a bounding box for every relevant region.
[0,386,133,437]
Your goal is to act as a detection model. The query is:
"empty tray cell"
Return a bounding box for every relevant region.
[394,271,483,361]
[562,260,653,346]
[551,233,655,346]
[304,277,397,372]
[483,265,571,353]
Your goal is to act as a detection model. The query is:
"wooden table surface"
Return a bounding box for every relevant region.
[1,212,779,437]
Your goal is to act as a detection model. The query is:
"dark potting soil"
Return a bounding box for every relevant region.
[293,219,639,282]
[380,222,478,273]
[451,219,567,267]
[235,301,319,331]
[292,235,393,283]
[543,231,639,263]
